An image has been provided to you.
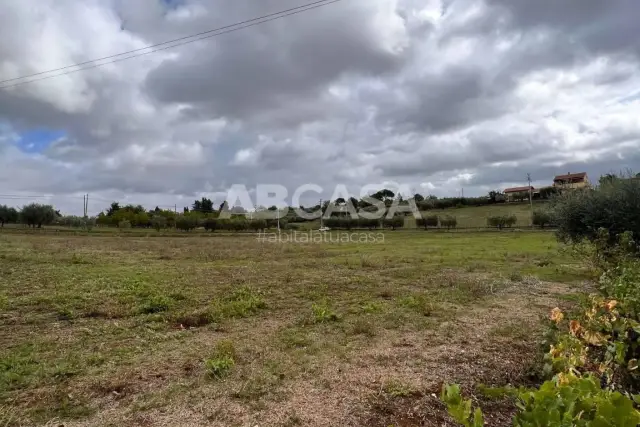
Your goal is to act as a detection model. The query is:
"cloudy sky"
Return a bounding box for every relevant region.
[1,0,639,215]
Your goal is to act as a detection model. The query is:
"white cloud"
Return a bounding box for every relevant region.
[1,0,640,215]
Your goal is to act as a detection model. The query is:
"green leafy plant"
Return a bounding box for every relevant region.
[441,384,484,427]
[205,339,236,379]
[311,301,339,323]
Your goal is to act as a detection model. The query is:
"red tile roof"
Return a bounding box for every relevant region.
[554,172,587,181]
[504,186,534,193]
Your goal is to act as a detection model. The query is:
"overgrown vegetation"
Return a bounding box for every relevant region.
[442,177,640,426]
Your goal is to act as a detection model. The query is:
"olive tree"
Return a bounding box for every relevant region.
[20,204,56,228]
[0,205,19,227]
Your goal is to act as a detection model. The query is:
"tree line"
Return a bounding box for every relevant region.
[0,203,58,228]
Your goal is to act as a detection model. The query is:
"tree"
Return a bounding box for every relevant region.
[599,173,618,187]
[441,216,457,230]
[107,202,120,217]
[532,210,553,229]
[383,216,404,230]
[20,204,56,228]
[193,197,214,213]
[488,191,504,204]
[487,215,517,230]
[0,205,19,227]
[334,197,346,205]
[417,215,439,230]
[176,216,197,231]
[414,193,425,203]
[552,176,640,248]
[151,216,167,231]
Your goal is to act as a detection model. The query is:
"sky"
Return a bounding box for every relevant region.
[1,0,639,215]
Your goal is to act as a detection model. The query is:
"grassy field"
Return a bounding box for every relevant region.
[409,201,549,229]
[0,230,589,426]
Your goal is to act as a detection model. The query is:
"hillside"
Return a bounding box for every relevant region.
[410,201,549,229]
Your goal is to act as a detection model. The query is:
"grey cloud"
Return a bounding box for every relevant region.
[2,0,640,212]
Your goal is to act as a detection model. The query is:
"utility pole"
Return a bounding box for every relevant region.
[527,173,533,227]
[319,199,323,229]
[276,207,280,233]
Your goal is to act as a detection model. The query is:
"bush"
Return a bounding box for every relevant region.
[487,215,517,229]
[19,203,56,228]
[532,210,553,229]
[0,205,19,227]
[553,177,640,248]
[118,220,132,229]
[249,219,267,232]
[441,216,457,230]
[176,216,197,231]
[416,215,439,230]
[151,215,167,231]
[442,375,640,427]
[203,218,218,232]
[358,217,380,230]
[383,216,404,230]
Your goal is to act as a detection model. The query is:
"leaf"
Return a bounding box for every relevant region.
[473,408,484,427]
[569,320,582,336]
[550,307,564,324]
[583,330,608,346]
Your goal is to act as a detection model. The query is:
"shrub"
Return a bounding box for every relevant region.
[417,215,439,230]
[118,220,132,229]
[442,375,640,427]
[487,215,517,229]
[358,217,380,230]
[441,216,457,230]
[383,216,404,230]
[19,203,56,228]
[0,205,19,227]
[532,210,553,229]
[552,177,640,248]
[203,218,218,232]
[151,215,167,231]
[176,216,197,231]
[249,219,267,232]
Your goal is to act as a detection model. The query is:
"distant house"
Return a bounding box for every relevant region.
[504,186,534,202]
[553,172,590,190]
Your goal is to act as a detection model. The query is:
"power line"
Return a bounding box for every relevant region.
[0,0,340,90]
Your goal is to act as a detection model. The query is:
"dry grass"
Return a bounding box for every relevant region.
[0,231,587,426]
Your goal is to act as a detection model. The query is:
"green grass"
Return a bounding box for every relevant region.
[409,201,549,229]
[0,230,587,426]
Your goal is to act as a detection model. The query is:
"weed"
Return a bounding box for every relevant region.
[205,340,236,379]
[55,305,76,321]
[0,293,7,310]
[349,318,376,337]
[360,301,384,314]
[138,295,173,314]
[174,308,216,328]
[398,294,433,316]
[382,379,416,397]
[509,270,524,282]
[310,301,339,324]
[213,287,266,319]
[279,328,312,349]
